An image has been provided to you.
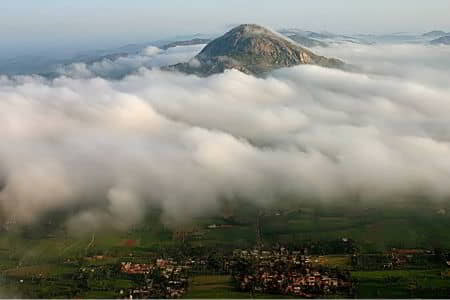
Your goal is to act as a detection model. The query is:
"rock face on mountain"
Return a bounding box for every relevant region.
[430,36,450,45]
[169,24,344,76]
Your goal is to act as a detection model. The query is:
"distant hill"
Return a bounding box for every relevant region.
[169,24,344,76]
[83,52,130,64]
[160,38,211,50]
[279,29,373,46]
[430,35,450,45]
[283,34,328,48]
[423,30,448,38]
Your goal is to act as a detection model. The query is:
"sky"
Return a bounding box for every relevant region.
[1,0,450,57]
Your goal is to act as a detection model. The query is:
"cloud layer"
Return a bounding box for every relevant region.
[1,43,450,231]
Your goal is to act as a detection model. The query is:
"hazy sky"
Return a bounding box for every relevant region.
[1,0,450,57]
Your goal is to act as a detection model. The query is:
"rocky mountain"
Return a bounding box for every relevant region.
[430,36,450,45]
[169,24,344,76]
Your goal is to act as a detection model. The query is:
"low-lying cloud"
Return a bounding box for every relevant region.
[56,44,206,79]
[1,42,450,231]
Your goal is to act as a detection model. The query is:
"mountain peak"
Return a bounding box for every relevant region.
[169,24,344,76]
[228,24,274,34]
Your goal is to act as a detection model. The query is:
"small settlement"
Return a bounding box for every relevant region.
[120,259,188,298]
[229,248,353,298]
[112,245,450,298]
[116,247,354,298]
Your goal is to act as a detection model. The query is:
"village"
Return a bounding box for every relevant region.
[113,246,356,298]
[352,248,450,270]
[112,244,450,298]
[229,248,353,297]
[119,259,190,298]
[2,239,450,298]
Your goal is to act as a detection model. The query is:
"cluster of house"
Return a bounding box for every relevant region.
[207,224,234,229]
[126,280,187,299]
[390,249,426,267]
[237,271,347,297]
[120,259,189,298]
[1,215,17,231]
[120,262,154,275]
[230,249,352,297]
[384,248,436,269]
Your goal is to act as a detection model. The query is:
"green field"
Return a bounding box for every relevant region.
[1,201,449,267]
[310,255,351,268]
[258,201,450,253]
[185,275,294,299]
[2,200,450,263]
[352,269,450,298]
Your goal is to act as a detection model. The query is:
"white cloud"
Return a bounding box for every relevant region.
[1,43,450,231]
[141,46,162,57]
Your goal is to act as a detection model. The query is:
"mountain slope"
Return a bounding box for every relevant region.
[169,24,344,76]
